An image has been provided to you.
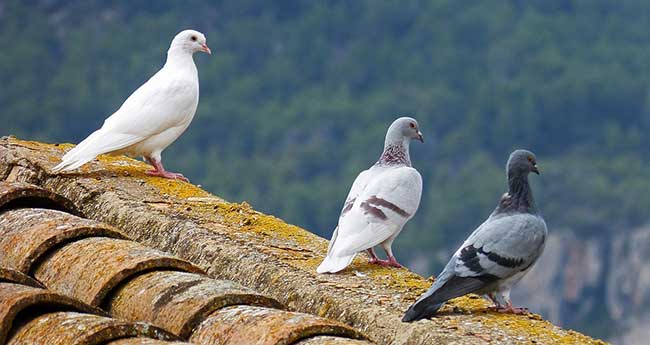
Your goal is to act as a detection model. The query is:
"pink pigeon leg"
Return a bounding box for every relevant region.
[366,248,380,264]
[486,292,504,311]
[496,301,528,314]
[367,247,400,267]
[370,254,403,268]
[144,156,189,182]
[384,255,403,268]
[373,244,403,268]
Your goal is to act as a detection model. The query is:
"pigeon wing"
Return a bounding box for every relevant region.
[454,213,547,279]
[325,169,375,254]
[338,169,373,217]
[54,69,198,171]
[102,69,198,137]
[331,166,422,257]
[402,214,546,321]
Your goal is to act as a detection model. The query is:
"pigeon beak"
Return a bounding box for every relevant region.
[416,131,424,143]
[532,164,540,175]
[200,43,212,55]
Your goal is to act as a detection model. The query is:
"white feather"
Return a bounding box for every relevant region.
[317,166,422,273]
[53,30,205,172]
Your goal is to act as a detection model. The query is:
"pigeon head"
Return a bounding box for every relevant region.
[387,117,424,143]
[378,117,423,166]
[506,149,539,177]
[169,29,211,55]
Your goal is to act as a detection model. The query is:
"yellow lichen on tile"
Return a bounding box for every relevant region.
[92,151,211,200]
[438,295,607,345]
[8,139,71,153]
[3,137,607,344]
[146,178,211,200]
[478,312,606,345]
[224,203,326,245]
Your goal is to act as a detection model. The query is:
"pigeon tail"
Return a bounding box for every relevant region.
[53,130,142,172]
[53,135,101,172]
[402,272,490,322]
[316,253,356,274]
[402,299,444,322]
[402,276,447,322]
[53,154,95,172]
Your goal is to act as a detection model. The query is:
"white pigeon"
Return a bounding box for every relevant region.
[402,149,547,321]
[317,117,424,274]
[53,29,211,181]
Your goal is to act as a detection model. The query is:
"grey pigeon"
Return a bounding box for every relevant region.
[402,149,547,321]
[53,29,211,181]
[317,117,424,274]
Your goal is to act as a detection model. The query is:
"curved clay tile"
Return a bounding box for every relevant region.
[0,208,128,272]
[107,338,190,345]
[33,237,204,307]
[189,305,368,345]
[0,181,81,216]
[0,282,105,344]
[6,311,179,345]
[108,270,283,338]
[0,138,607,345]
[295,336,373,344]
[0,268,44,288]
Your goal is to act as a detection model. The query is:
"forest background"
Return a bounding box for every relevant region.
[3,1,650,343]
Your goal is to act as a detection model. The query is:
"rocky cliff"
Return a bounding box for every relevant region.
[511,228,650,344]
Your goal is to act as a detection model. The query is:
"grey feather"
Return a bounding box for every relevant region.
[456,213,547,279]
[403,149,547,322]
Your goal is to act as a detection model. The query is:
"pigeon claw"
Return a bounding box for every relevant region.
[497,307,528,315]
[370,257,403,268]
[145,169,189,182]
[494,303,528,314]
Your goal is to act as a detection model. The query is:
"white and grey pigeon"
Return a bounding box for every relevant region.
[402,149,547,322]
[316,117,424,274]
[53,29,211,182]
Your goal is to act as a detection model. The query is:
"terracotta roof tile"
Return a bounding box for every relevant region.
[0,268,44,288]
[8,311,178,344]
[0,208,128,273]
[295,336,374,345]
[189,305,366,345]
[0,179,373,344]
[0,180,81,216]
[107,339,190,345]
[0,282,106,344]
[108,270,282,338]
[0,137,605,344]
[0,281,189,344]
[33,237,204,307]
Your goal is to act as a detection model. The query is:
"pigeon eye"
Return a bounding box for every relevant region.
[191,36,197,42]
[409,123,415,128]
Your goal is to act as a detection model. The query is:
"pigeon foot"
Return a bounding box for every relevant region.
[146,169,189,182]
[366,248,380,265]
[495,302,528,314]
[145,157,189,182]
[371,256,402,268]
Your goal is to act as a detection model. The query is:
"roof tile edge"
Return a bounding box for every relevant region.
[0,137,607,345]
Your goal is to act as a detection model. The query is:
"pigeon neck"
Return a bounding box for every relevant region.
[496,174,537,214]
[165,48,196,68]
[378,136,411,166]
